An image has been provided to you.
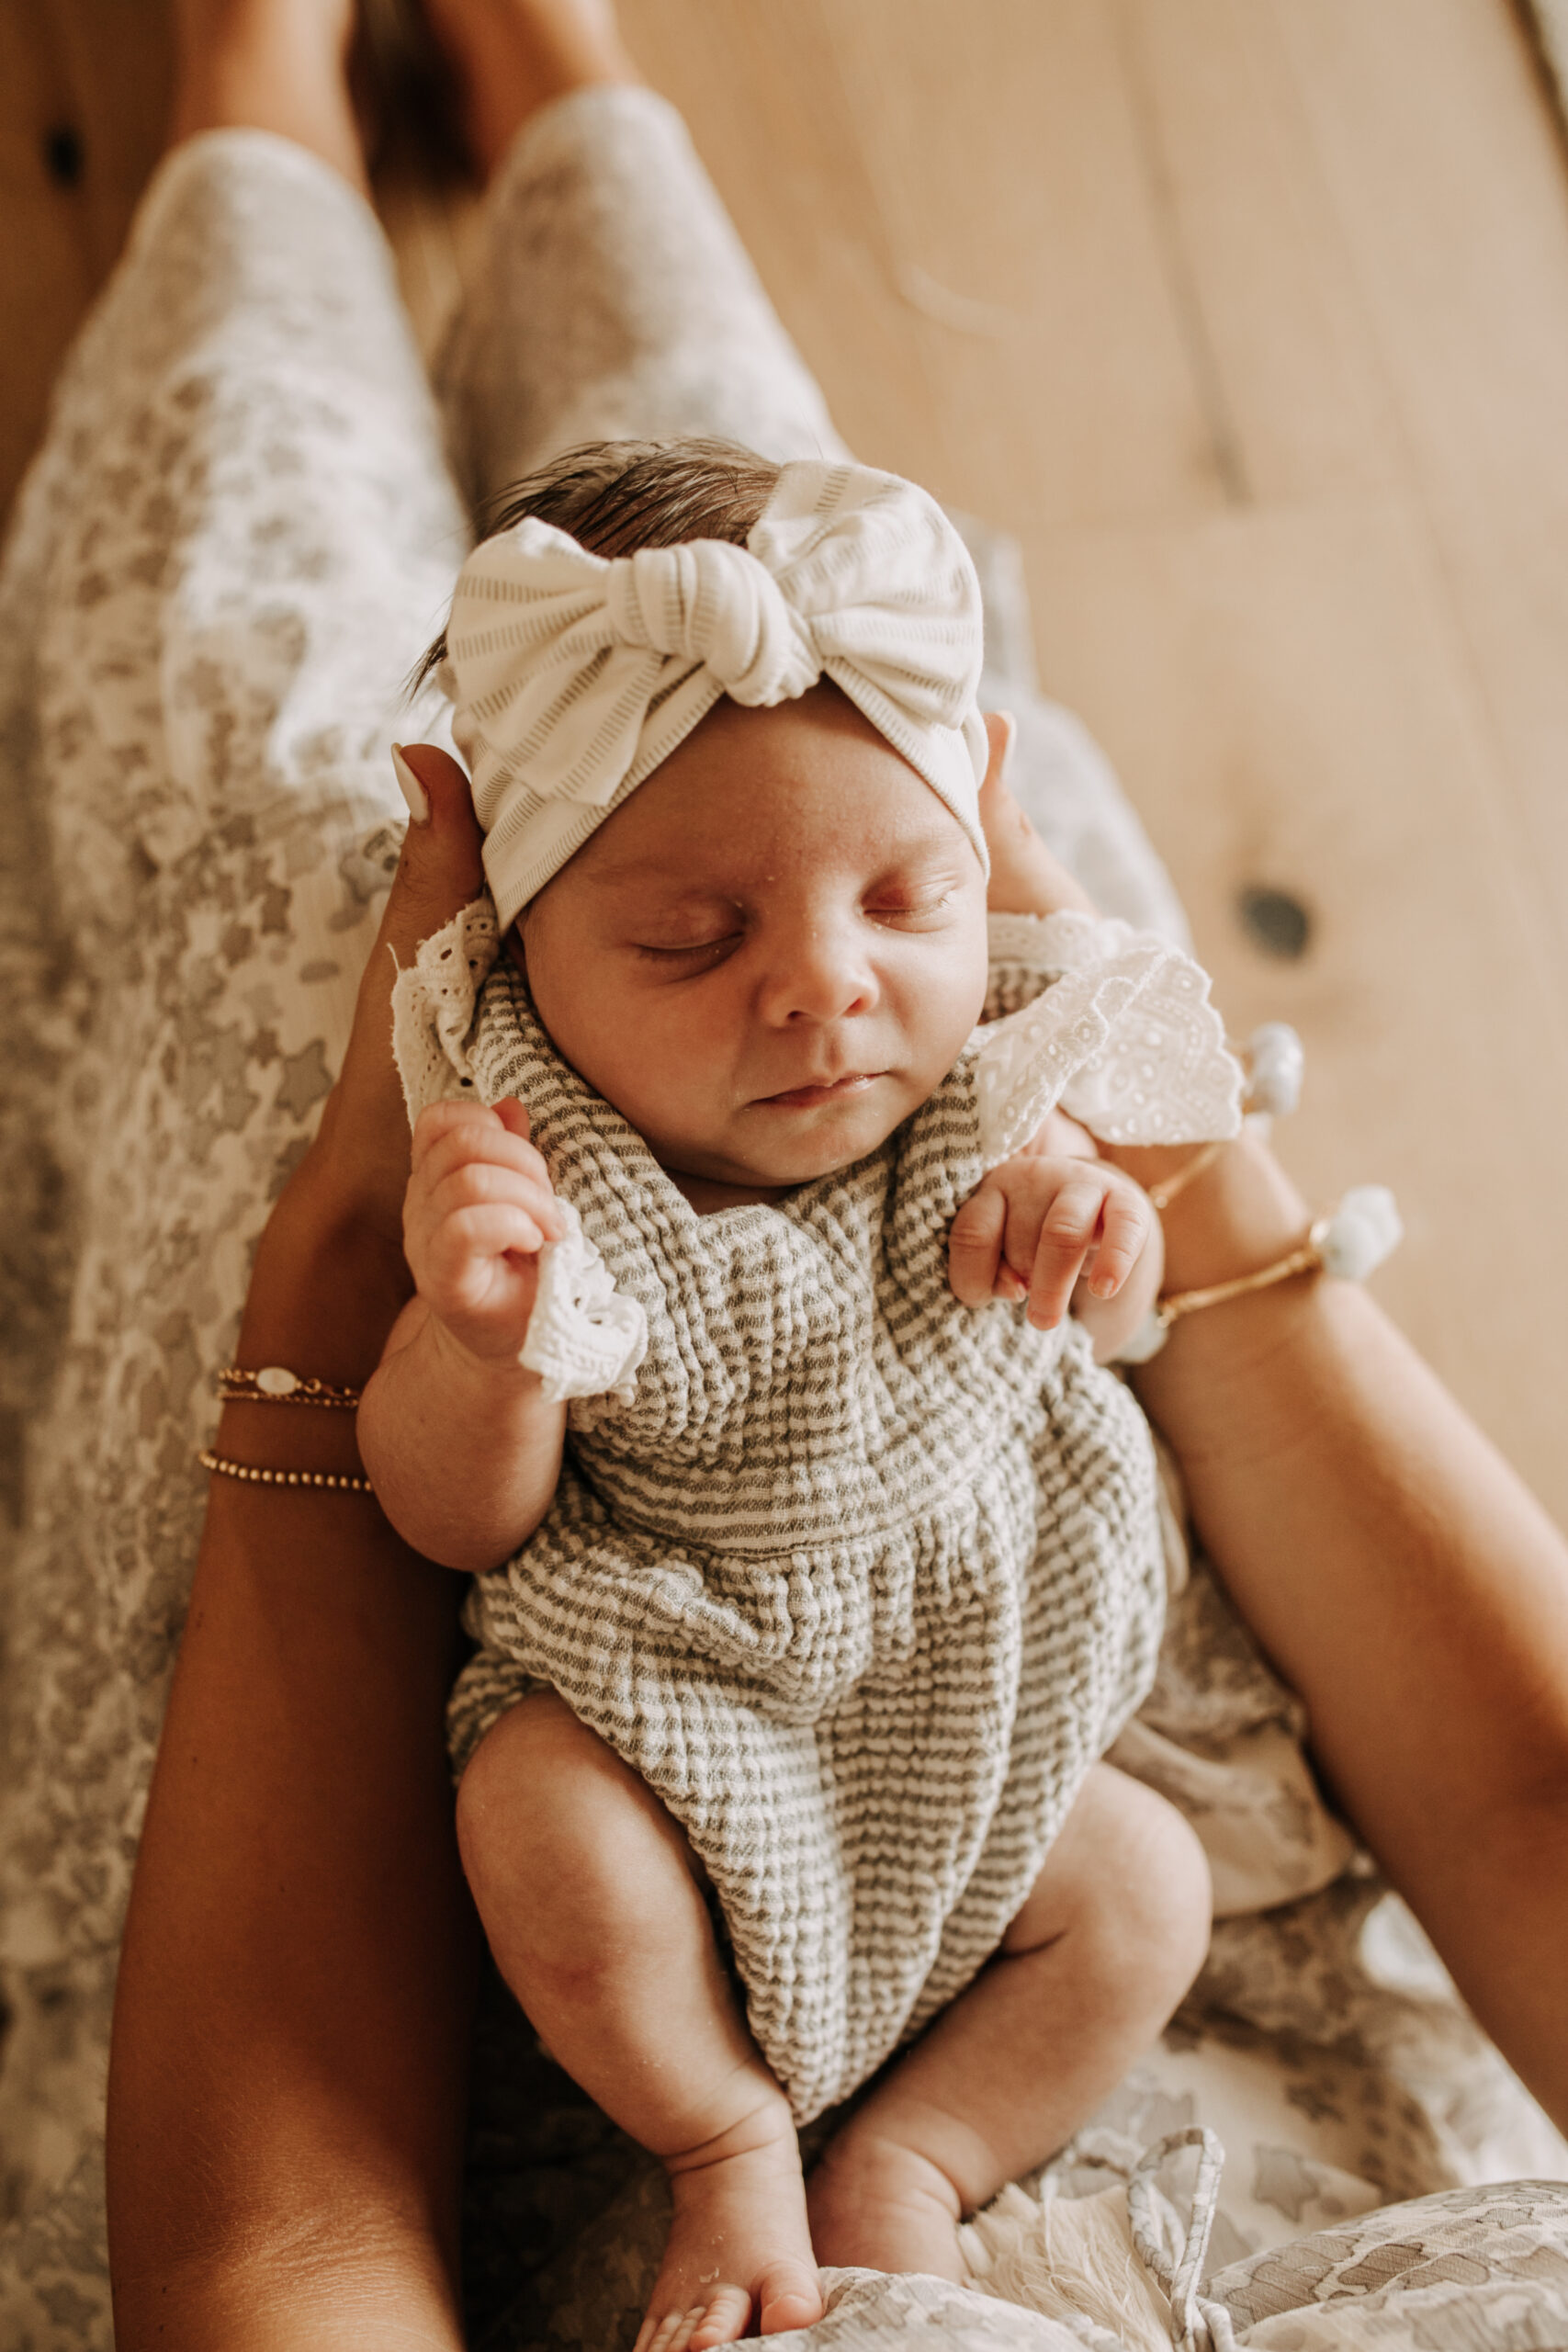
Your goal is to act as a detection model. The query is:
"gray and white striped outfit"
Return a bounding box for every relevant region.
[446,945,1169,2126]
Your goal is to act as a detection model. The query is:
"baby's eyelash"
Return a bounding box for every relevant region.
[633,935,739,962]
[868,888,957,922]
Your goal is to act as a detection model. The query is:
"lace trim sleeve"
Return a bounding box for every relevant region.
[984,910,1064,1021]
[389,899,648,1406]
[389,896,501,1120]
[975,910,1244,1166]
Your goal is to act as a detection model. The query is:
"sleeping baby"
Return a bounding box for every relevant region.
[360,442,1243,2352]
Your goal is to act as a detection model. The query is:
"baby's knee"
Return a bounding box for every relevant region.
[1085,1776,1213,2015]
[1022,1766,1213,2019]
[456,1692,698,1956]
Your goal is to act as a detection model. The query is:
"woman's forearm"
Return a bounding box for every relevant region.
[1122,1129,1568,2129]
[107,1197,479,2351]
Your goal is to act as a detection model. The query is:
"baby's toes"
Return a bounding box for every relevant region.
[757,2259,825,2335]
[682,2285,754,2349]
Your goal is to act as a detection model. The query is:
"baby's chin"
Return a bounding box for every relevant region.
[660,1084,917,1197]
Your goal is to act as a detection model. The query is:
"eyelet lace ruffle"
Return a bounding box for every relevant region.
[976,910,1243,1166]
[390,899,648,1404]
[394,900,1242,1402]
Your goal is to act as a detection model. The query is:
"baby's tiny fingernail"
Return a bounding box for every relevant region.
[391,743,431,824]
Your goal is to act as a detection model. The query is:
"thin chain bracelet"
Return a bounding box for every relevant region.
[1120,1189,1403,1363]
[217,1365,362,1408]
[1145,1137,1233,1215]
[198,1447,374,1495]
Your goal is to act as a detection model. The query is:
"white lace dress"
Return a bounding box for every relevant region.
[398,901,1242,2120]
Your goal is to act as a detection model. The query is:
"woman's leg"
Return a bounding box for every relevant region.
[1,7,471,2339]
[170,0,367,184]
[430,6,846,510]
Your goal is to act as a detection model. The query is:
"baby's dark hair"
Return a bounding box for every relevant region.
[412,436,784,693]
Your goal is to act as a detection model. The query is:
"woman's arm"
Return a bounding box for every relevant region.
[107,752,488,2351]
[980,762,1568,2133]
[1120,1131,1568,2131]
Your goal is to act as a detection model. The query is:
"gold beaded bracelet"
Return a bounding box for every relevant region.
[217,1365,362,1408]
[198,1447,374,1495]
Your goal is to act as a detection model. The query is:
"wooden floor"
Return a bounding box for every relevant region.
[6,0,1568,1522]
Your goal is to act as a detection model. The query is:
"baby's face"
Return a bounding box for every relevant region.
[520,684,989,1206]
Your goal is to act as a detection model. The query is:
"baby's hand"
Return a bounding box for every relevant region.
[949,1120,1154,1331]
[404,1097,566,1363]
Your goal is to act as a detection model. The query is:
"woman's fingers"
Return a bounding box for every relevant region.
[312,745,488,1241]
[977,710,1097,920]
[375,745,487,967]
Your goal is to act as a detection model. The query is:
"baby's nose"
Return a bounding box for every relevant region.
[761,922,876,1023]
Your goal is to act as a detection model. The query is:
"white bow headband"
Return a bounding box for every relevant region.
[442,458,991,928]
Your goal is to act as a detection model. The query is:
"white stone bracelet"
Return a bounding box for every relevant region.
[1118,1185,1404,1363]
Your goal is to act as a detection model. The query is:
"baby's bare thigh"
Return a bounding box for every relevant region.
[457,1690,712,1899]
[1003,1761,1212,1963]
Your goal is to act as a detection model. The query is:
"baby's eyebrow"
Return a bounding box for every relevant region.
[587,823,972,898]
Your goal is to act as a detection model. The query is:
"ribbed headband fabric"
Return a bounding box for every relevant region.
[442,458,991,928]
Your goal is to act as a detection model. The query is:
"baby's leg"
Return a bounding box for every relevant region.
[457,1692,823,2350]
[807,1764,1212,2280]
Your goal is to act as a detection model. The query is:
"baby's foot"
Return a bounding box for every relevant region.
[634,2098,823,2352]
[807,2128,966,2282]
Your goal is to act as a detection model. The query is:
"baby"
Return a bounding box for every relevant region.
[361,443,1240,2352]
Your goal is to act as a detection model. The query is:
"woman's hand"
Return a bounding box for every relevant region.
[231,745,487,1397]
[978,710,1096,918]
[305,744,487,1249]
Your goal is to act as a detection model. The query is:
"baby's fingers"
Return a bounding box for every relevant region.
[1018,1173,1109,1330]
[1084,1182,1153,1300]
[949,1182,1009,1306]
[425,1201,555,1278]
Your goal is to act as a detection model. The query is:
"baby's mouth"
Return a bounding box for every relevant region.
[758,1072,882,1110]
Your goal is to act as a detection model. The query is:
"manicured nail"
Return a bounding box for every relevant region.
[391,743,430,823]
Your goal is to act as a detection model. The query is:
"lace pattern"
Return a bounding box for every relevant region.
[391,901,648,1402]
[976,911,1243,1164]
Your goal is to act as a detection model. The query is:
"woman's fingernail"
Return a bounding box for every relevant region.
[391,743,431,824]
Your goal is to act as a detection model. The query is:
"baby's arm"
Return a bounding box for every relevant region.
[359,1098,569,1572]
[949,1111,1163,1363]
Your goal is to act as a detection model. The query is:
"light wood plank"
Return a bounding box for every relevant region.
[820,0,1231,522]
[1027,499,1568,1489]
[616,0,946,476]
[0,3,98,520]
[1275,0,1568,950]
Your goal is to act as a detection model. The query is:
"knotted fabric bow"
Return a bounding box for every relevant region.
[443,458,991,928]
